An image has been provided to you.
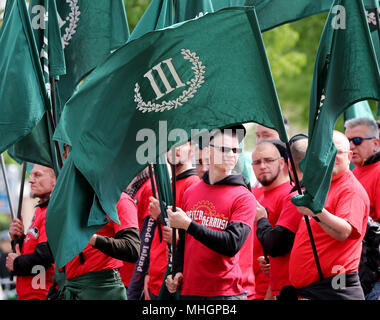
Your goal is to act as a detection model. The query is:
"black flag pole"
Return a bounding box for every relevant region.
[148,164,163,242]
[286,142,324,281]
[0,154,15,220]
[170,149,177,277]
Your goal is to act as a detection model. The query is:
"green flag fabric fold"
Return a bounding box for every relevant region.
[292,0,380,213]
[344,101,375,121]
[0,0,53,160]
[47,7,287,268]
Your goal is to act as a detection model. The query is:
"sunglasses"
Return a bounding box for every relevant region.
[209,144,242,154]
[348,136,376,146]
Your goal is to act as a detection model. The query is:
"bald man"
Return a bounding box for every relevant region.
[7,164,56,300]
[285,131,369,300]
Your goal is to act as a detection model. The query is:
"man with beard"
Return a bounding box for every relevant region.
[253,138,307,298]
[6,164,56,300]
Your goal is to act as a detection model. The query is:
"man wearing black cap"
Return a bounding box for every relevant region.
[164,125,257,300]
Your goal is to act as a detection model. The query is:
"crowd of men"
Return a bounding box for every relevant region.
[2,116,380,300]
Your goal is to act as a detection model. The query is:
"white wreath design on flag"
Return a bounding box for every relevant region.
[62,0,80,49]
[134,49,206,113]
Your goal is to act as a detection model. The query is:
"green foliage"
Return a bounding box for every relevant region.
[124,0,150,32]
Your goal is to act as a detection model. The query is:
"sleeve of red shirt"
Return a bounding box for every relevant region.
[276,193,303,234]
[230,190,256,228]
[37,208,49,244]
[113,193,139,233]
[334,188,367,240]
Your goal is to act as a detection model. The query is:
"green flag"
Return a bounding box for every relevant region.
[175,0,333,30]
[0,0,49,155]
[54,0,130,119]
[47,7,287,268]
[129,0,173,42]
[344,101,376,121]
[8,0,66,170]
[292,0,380,213]
[174,0,214,22]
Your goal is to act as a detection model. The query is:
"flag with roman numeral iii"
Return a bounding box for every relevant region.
[46,6,288,268]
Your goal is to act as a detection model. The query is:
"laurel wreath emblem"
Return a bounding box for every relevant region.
[134,49,206,113]
[62,0,80,49]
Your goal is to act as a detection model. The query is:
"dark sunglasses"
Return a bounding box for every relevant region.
[348,136,376,146]
[209,144,242,154]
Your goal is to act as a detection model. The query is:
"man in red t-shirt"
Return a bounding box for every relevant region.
[344,117,380,222]
[345,117,380,299]
[251,141,295,299]
[147,142,200,300]
[63,192,140,300]
[286,131,369,300]
[165,126,256,299]
[6,164,56,300]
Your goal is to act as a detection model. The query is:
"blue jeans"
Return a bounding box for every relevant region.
[366,282,380,300]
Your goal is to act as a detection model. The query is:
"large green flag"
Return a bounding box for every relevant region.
[175,0,333,30]
[54,0,130,119]
[8,0,66,170]
[0,0,49,155]
[47,7,287,268]
[292,0,380,213]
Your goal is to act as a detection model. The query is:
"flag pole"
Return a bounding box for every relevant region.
[0,154,15,220]
[170,149,177,277]
[148,164,163,242]
[286,142,324,281]
[48,77,63,169]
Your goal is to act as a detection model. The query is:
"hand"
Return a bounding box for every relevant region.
[165,272,183,293]
[148,197,161,220]
[167,206,191,230]
[163,226,179,244]
[6,244,21,272]
[258,256,270,275]
[9,218,24,240]
[254,201,268,225]
[89,234,97,246]
[144,275,151,300]
[297,206,318,217]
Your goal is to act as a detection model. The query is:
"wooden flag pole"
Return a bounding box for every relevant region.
[286,142,324,281]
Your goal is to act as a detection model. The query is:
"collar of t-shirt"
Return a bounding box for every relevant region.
[363,151,380,167]
[202,171,247,188]
[176,168,198,181]
[35,199,50,209]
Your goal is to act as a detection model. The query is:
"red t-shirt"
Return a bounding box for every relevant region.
[65,193,139,280]
[353,161,380,222]
[252,182,292,299]
[180,180,256,297]
[238,230,256,299]
[269,191,303,295]
[289,170,369,289]
[16,205,55,300]
[148,173,200,296]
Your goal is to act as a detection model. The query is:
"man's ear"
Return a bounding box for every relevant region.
[347,150,353,162]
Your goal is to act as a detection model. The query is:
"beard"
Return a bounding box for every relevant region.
[258,167,280,187]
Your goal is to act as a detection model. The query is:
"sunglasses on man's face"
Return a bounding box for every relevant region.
[209,144,242,154]
[348,136,376,146]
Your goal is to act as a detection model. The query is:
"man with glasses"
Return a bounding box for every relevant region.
[345,117,380,222]
[164,125,256,300]
[345,117,380,300]
[251,141,295,299]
